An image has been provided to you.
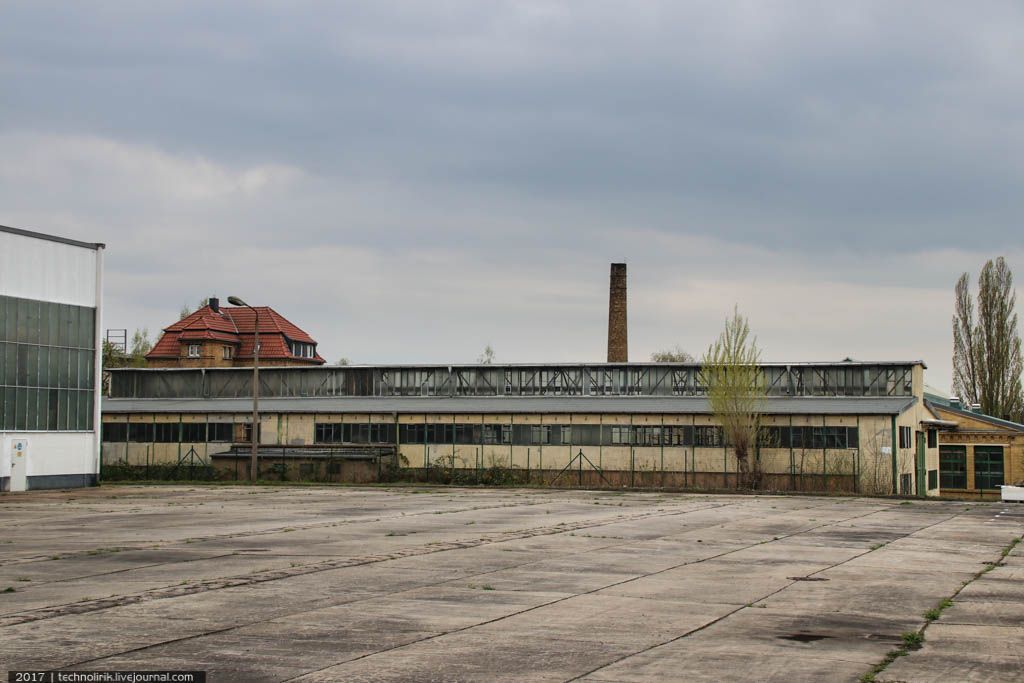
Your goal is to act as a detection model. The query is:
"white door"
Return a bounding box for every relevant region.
[10,439,28,492]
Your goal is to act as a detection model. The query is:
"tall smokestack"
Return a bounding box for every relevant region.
[607,263,628,362]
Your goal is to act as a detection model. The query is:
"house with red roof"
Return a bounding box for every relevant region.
[145,297,325,368]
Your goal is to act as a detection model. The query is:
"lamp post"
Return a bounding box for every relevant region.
[228,296,259,482]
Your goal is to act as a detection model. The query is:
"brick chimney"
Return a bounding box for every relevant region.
[607,263,628,362]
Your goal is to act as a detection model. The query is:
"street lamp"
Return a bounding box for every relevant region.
[228,295,259,482]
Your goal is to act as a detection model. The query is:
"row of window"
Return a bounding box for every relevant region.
[0,295,96,349]
[1,343,96,390]
[1,387,94,431]
[308,422,861,448]
[103,422,235,443]
[759,426,860,449]
[939,445,1004,490]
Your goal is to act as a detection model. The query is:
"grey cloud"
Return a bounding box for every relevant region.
[4,1,1024,391]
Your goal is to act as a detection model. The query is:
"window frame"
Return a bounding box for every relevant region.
[974,446,1005,490]
[939,445,967,489]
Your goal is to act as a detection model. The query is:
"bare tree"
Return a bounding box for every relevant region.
[858,427,893,496]
[179,298,211,320]
[701,307,764,489]
[650,345,695,362]
[477,344,496,364]
[953,258,1024,420]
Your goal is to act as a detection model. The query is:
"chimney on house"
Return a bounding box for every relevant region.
[209,297,220,313]
[607,263,628,363]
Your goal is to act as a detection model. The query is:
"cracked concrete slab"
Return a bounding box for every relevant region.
[0,486,1020,682]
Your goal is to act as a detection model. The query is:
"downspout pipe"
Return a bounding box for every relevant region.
[891,415,898,495]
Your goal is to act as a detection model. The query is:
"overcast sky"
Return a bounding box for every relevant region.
[4,1,1024,391]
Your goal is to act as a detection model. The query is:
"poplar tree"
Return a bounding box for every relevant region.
[952,257,1024,421]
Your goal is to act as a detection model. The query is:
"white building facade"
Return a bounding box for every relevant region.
[1,225,104,490]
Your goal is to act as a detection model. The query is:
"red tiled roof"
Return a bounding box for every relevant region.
[146,304,325,363]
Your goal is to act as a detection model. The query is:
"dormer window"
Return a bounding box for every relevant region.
[187,344,201,358]
[290,341,315,358]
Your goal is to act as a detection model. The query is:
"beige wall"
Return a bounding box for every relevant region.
[101,409,908,494]
[932,405,1024,497]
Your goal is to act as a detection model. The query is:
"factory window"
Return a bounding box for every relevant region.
[634,426,662,446]
[181,423,206,442]
[571,425,602,446]
[187,344,201,358]
[0,295,96,431]
[927,469,938,490]
[974,446,1004,490]
[898,426,912,449]
[555,425,570,445]
[399,423,425,443]
[607,426,632,445]
[529,425,551,445]
[694,426,723,447]
[939,446,967,489]
[153,423,179,442]
[455,423,480,444]
[315,422,345,443]
[128,423,154,442]
[663,426,693,446]
[927,429,937,448]
[425,423,453,444]
[208,423,234,442]
[102,422,128,442]
[482,424,512,445]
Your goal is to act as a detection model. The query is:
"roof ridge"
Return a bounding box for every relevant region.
[264,306,286,334]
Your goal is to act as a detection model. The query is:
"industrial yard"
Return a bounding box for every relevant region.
[1,486,1022,682]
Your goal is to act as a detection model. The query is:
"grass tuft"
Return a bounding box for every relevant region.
[900,631,924,650]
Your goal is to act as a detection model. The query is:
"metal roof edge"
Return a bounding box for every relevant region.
[926,399,1024,432]
[0,224,105,250]
[105,360,928,373]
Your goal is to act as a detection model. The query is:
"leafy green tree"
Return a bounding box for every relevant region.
[700,307,765,489]
[127,328,152,367]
